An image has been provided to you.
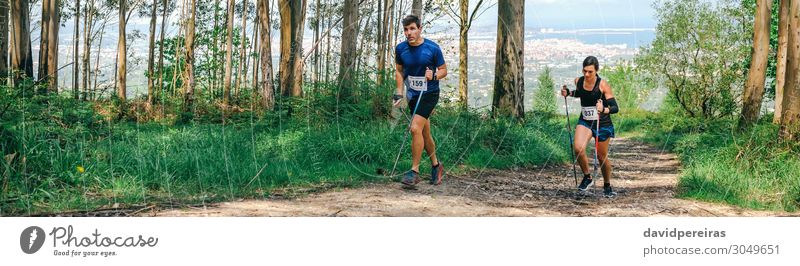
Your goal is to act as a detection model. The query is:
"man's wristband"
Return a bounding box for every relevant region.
[392,94,403,101]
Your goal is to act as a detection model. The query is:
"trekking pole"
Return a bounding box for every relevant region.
[594,100,601,186]
[563,92,578,187]
[389,86,425,178]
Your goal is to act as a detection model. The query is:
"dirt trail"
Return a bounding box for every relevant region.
[150,138,790,217]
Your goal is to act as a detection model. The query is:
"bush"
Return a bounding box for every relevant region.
[533,67,557,116]
[637,0,750,119]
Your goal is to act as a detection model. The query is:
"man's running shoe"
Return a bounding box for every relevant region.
[430,163,443,185]
[401,170,420,189]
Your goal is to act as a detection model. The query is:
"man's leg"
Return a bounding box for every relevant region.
[422,118,439,166]
[410,114,427,173]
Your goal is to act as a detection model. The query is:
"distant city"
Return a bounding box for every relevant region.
[428,28,656,112]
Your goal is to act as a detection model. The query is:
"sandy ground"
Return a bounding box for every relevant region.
[144,138,791,217]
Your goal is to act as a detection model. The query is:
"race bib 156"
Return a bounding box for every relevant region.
[407,76,428,92]
[582,106,599,121]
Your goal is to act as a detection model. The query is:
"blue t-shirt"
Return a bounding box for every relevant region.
[395,39,445,97]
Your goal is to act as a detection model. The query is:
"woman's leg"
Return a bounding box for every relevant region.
[573,124,594,175]
[597,138,612,185]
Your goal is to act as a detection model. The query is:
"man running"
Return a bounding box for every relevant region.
[392,15,447,189]
[561,56,620,197]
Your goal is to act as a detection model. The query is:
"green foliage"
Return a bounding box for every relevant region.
[0,73,572,215]
[532,67,556,115]
[633,112,800,212]
[638,0,751,119]
[603,62,655,111]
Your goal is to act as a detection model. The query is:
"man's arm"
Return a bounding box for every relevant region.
[395,64,405,96]
[435,64,448,80]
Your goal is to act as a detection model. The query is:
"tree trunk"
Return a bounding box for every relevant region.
[252,13,259,97]
[0,1,7,83]
[184,0,197,112]
[82,0,94,101]
[412,0,422,20]
[780,0,800,141]
[157,0,168,102]
[324,0,331,84]
[38,0,51,85]
[235,0,248,97]
[739,0,773,128]
[337,0,357,100]
[223,0,235,105]
[354,5,369,75]
[458,0,468,108]
[376,0,388,86]
[278,0,307,97]
[10,0,33,83]
[117,0,127,101]
[492,0,524,118]
[73,0,80,99]
[774,0,791,124]
[147,0,158,106]
[212,0,221,96]
[37,0,59,93]
[259,0,275,109]
[312,0,320,89]
[244,5,258,95]
[46,0,59,92]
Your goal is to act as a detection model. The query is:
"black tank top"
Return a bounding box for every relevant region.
[576,76,613,127]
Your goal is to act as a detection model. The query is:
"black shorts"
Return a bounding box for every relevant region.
[408,92,439,119]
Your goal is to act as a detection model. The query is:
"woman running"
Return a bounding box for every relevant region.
[561,56,620,197]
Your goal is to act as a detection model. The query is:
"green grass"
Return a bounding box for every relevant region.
[6,84,797,214]
[1,97,573,215]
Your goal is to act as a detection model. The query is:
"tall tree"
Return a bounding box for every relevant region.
[47,0,59,92]
[38,0,51,84]
[259,0,275,108]
[39,0,60,93]
[412,0,422,19]
[443,0,491,108]
[491,0,524,118]
[82,0,97,101]
[211,0,221,95]
[278,0,307,97]
[323,0,332,83]
[10,0,33,83]
[73,0,81,99]
[780,0,800,140]
[252,10,259,97]
[184,0,198,111]
[740,0,773,128]
[235,0,248,96]
[774,0,791,124]
[378,0,396,87]
[147,0,158,106]
[312,0,320,88]
[0,1,6,83]
[223,0,235,105]
[157,0,169,101]
[117,0,127,101]
[337,0,357,99]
